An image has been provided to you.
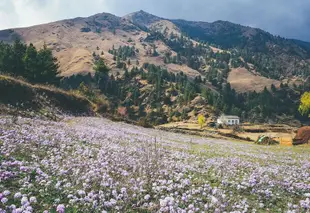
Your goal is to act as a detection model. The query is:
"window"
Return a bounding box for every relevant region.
[232,120,235,124]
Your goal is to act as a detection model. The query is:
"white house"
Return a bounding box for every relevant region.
[217,115,240,126]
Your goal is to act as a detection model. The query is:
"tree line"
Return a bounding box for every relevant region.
[0,40,60,85]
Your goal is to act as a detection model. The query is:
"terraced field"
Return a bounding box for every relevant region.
[0,116,309,212]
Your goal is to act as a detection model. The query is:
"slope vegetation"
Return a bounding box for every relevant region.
[0,75,94,117]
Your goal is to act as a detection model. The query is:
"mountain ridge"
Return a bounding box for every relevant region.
[0,10,309,91]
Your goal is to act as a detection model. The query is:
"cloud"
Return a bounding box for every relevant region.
[0,0,309,41]
[0,0,111,28]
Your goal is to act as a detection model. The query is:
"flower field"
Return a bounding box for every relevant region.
[0,116,309,213]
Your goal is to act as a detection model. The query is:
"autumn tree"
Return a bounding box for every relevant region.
[198,114,206,129]
[299,92,310,117]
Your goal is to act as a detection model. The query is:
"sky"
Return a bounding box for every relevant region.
[1,0,310,41]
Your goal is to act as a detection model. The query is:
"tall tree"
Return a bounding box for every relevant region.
[299,92,310,117]
[94,58,110,92]
[12,39,27,76]
[23,43,38,82]
[22,43,60,85]
[0,40,27,76]
[36,44,60,85]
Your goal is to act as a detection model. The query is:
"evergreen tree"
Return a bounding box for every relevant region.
[94,58,110,92]
[36,44,60,85]
[23,43,39,82]
[94,58,109,74]
[12,39,27,76]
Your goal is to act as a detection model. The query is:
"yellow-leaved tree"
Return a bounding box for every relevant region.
[198,114,206,129]
[299,92,310,117]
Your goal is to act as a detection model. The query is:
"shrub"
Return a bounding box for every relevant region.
[80,27,91,32]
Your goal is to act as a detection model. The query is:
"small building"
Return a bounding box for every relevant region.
[217,115,240,126]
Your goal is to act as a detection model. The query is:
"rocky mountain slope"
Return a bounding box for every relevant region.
[0,10,309,93]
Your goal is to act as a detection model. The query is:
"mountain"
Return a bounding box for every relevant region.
[1,10,309,88]
[0,10,309,125]
[125,10,162,28]
[0,12,143,77]
[129,11,310,79]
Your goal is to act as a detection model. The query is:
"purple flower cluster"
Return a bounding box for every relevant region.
[0,116,309,212]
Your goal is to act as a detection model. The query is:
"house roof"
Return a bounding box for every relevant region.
[219,115,240,119]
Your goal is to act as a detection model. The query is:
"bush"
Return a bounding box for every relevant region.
[80,27,91,32]
[255,135,279,145]
[137,118,152,128]
[232,125,243,133]
[96,99,109,114]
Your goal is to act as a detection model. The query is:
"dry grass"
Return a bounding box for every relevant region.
[158,121,296,145]
[228,68,281,92]
[0,75,87,100]
[0,75,95,115]
[4,14,227,82]
[7,17,203,79]
[150,20,181,36]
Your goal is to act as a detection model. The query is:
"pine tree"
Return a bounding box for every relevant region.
[23,43,38,82]
[94,58,109,74]
[94,58,110,92]
[124,68,129,80]
[0,42,13,75]
[0,42,59,85]
[36,44,60,85]
[12,39,27,76]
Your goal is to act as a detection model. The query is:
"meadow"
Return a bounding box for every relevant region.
[0,116,309,212]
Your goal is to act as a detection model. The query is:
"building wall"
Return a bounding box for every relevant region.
[217,117,240,125]
[227,119,239,125]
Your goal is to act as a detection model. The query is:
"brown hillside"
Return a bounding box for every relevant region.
[0,75,94,115]
[4,12,202,79]
[0,10,302,93]
[228,68,281,92]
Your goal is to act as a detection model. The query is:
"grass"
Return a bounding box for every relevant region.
[0,75,95,116]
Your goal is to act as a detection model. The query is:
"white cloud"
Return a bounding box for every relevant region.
[0,0,111,29]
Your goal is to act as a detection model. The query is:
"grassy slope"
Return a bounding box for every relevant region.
[0,75,95,116]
